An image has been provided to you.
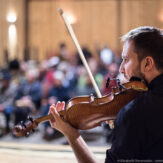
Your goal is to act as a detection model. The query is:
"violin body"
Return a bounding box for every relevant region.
[61,80,147,130]
[13,80,148,137]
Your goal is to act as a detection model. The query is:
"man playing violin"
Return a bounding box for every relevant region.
[49,26,163,162]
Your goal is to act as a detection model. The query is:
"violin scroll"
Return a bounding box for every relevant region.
[12,116,38,137]
[12,111,67,137]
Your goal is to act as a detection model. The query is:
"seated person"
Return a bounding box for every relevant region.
[14,69,42,125]
[40,70,70,140]
[0,69,17,136]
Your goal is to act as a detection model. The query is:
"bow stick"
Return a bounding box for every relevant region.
[58,8,102,98]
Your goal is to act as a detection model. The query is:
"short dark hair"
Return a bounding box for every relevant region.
[121,26,163,71]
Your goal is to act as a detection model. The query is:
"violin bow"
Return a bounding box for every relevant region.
[12,8,103,137]
[58,8,102,98]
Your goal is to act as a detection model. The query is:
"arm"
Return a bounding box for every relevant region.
[49,102,98,163]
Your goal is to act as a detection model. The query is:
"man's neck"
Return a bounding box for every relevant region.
[146,71,162,84]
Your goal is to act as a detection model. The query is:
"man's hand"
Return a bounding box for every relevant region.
[48,101,79,140]
[48,101,97,163]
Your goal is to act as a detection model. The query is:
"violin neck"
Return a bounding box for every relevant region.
[35,114,52,124]
[35,110,66,124]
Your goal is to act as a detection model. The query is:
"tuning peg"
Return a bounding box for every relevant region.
[106,77,110,88]
[27,116,33,122]
[20,121,26,128]
[25,132,30,137]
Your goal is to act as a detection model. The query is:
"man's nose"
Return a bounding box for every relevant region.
[119,62,125,74]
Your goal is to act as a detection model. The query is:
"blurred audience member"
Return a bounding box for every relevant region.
[88,58,103,89]
[41,56,60,98]
[0,69,17,136]
[14,68,42,125]
[100,45,114,65]
[9,59,25,86]
[9,59,20,71]
[75,66,96,96]
[49,70,70,102]
[76,47,92,66]
[58,42,69,61]
[58,61,77,97]
[41,70,70,140]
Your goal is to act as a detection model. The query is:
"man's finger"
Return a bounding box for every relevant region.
[50,104,60,118]
[56,101,62,111]
[48,110,56,124]
[57,101,65,111]
[60,101,65,111]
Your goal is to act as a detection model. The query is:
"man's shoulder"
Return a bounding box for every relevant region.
[116,89,163,123]
[115,92,148,122]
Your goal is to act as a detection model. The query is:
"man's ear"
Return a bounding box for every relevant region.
[143,56,154,72]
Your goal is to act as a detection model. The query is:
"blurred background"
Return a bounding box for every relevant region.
[0,0,163,162]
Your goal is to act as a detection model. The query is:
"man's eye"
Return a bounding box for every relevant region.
[124,58,128,62]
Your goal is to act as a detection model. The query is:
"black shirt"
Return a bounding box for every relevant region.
[105,74,163,162]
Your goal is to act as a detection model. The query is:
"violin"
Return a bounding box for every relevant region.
[13,80,148,137]
[12,9,148,137]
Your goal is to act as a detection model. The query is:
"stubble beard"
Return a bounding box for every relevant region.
[132,62,148,84]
